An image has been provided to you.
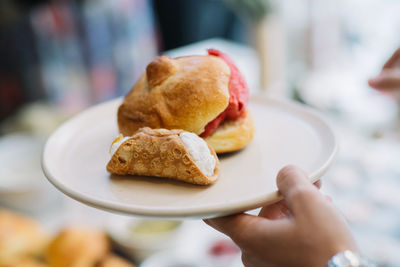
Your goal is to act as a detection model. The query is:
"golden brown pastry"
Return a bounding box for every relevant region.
[118,55,230,136]
[204,110,254,153]
[45,227,109,267]
[97,255,135,267]
[107,128,219,185]
[0,209,48,266]
[1,257,48,267]
[117,49,254,153]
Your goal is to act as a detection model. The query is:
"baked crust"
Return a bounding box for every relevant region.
[97,254,135,267]
[204,109,255,153]
[0,209,48,265]
[45,228,109,267]
[107,128,219,185]
[3,257,48,267]
[118,55,230,136]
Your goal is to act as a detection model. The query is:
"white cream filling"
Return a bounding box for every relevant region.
[110,136,130,156]
[179,132,216,176]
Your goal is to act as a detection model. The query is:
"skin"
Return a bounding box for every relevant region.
[204,165,357,267]
[369,48,400,95]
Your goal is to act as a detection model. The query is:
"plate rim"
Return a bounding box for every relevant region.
[42,94,338,219]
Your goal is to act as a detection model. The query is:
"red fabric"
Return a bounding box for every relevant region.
[200,49,249,137]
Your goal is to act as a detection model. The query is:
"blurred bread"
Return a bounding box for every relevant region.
[204,110,254,153]
[0,209,48,265]
[45,227,109,267]
[1,257,48,267]
[117,55,230,136]
[97,255,135,267]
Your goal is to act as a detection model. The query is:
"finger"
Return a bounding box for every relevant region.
[258,178,322,220]
[383,48,400,69]
[257,180,321,220]
[258,199,291,219]
[204,213,285,246]
[369,70,400,90]
[276,165,322,216]
[204,213,257,241]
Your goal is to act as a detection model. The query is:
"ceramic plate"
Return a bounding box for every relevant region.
[42,95,337,219]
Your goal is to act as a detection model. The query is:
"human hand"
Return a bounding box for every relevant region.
[369,48,400,93]
[204,165,357,267]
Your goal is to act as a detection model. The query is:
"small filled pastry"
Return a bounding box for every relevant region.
[107,128,219,185]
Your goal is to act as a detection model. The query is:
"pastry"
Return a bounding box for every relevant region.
[1,257,48,267]
[45,227,109,267]
[117,49,254,153]
[0,209,48,265]
[97,255,135,267]
[107,127,219,185]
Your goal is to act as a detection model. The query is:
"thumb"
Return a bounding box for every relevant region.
[276,165,323,218]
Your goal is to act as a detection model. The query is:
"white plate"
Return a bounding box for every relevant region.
[42,95,337,219]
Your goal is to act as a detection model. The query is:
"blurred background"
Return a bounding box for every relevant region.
[1,0,400,266]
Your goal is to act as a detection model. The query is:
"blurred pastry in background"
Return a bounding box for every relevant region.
[45,227,110,267]
[0,209,48,266]
[0,209,136,267]
[1,257,48,267]
[97,254,135,267]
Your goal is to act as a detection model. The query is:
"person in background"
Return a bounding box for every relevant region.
[369,48,400,95]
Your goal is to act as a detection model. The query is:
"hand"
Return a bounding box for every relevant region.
[204,165,357,267]
[369,48,400,93]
